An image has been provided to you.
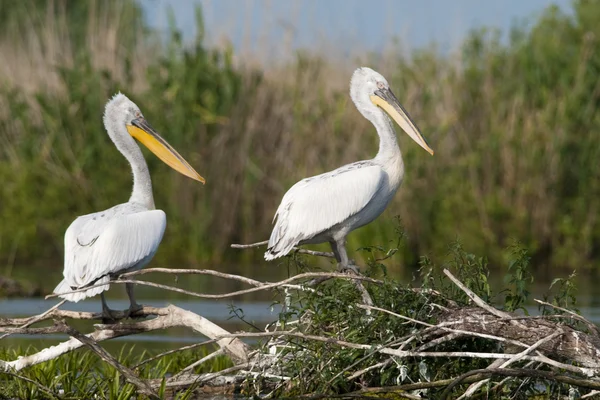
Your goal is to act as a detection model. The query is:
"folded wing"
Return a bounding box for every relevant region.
[265,162,384,259]
[55,204,166,301]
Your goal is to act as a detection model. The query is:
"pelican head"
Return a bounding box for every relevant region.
[350,67,433,155]
[104,93,205,183]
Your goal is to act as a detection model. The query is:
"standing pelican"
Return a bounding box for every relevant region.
[265,67,433,271]
[53,93,204,318]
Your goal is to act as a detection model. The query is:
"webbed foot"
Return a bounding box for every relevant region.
[337,263,360,274]
[124,303,143,319]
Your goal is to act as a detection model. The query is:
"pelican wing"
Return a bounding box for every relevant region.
[266,162,384,259]
[55,203,166,301]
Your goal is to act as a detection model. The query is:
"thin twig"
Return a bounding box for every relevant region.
[132,339,217,369]
[230,241,269,249]
[299,376,497,399]
[534,298,600,336]
[582,390,600,399]
[47,272,383,300]
[210,330,591,374]
[59,321,158,399]
[0,370,60,399]
[159,363,251,389]
[360,304,532,350]
[457,359,505,400]
[458,331,563,398]
[231,241,335,258]
[417,332,464,351]
[122,268,264,287]
[346,359,392,381]
[0,299,66,339]
[175,348,224,376]
[440,368,600,400]
[443,269,510,319]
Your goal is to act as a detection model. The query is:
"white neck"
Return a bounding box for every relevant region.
[363,108,405,189]
[104,119,155,209]
[371,111,401,162]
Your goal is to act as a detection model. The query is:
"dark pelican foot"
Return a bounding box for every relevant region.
[101,293,118,323]
[337,263,360,274]
[124,302,143,319]
[124,282,143,319]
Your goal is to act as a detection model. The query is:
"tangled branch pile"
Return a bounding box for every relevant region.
[0,242,599,399]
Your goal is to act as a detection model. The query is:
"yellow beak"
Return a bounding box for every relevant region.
[370,89,434,155]
[126,118,205,183]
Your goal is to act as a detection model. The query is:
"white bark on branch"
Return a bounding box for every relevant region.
[0,305,249,372]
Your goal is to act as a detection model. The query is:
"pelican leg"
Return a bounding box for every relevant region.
[101,293,117,322]
[329,240,342,263]
[331,238,359,274]
[125,283,143,318]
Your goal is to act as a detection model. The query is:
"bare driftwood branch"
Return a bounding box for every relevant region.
[4,266,600,398]
[0,306,168,327]
[0,305,249,372]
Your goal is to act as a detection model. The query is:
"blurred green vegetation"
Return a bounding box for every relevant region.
[0,344,230,399]
[0,0,599,279]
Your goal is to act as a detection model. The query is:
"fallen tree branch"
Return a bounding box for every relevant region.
[0,306,167,327]
[0,305,249,372]
[3,265,600,399]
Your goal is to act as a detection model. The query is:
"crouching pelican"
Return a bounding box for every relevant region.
[53,93,204,319]
[265,67,433,271]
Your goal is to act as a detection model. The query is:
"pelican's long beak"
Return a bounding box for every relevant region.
[127,118,205,183]
[370,89,434,155]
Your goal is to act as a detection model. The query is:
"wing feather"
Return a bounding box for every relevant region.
[55,204,166,302]
[265,163,384,259]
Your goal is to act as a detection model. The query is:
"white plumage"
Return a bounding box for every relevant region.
[266,163,385,259]
[53,93,204,318]
[57,205,166,302]
[265,67,433,270]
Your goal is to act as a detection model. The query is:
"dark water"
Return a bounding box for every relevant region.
[0,297,278,352]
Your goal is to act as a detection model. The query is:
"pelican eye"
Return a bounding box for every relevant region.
[376,81,385,89]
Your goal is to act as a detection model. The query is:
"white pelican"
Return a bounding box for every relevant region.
[53,93,204,318]
[265,67,433,271]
